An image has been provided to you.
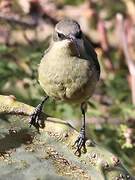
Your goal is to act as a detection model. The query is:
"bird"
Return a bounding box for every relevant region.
[29,19,100,155]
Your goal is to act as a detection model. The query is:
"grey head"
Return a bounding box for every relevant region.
[54,19,81,38]
[53,19,83,56]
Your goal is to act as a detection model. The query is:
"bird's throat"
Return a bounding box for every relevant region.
[52,40,78,57]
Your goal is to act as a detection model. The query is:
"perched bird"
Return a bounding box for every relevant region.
[30,19,100,155]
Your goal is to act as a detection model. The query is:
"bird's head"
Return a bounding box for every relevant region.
[52,19,83,57]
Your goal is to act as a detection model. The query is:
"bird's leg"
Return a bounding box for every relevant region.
[72,103,87,156]
[29,96,49,127]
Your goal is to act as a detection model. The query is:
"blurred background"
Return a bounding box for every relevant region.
[0,0,135,176]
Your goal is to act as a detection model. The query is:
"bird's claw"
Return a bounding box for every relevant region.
[29,108,40,128]
[72,128,86,156]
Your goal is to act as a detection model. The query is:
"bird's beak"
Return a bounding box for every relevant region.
[68,34,80,57]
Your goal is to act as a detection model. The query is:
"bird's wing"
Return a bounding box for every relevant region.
[83,36,100,78]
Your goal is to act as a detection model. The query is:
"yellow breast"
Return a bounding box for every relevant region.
[38,40,98,103]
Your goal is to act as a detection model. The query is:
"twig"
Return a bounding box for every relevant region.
[0,13,37,28]
[117,13,135,105]
[97,19,114,71]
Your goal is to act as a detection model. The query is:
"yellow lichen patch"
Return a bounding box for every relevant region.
[0,152,15,164]
[44,145,89,180]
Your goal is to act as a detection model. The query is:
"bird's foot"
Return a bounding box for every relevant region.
[29,96,49,129]
[29,104,42,129]
[72,127,87,156]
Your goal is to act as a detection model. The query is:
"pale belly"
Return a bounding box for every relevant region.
[38,55,98,104]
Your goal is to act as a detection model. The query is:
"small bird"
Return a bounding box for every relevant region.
[30,19,100,155]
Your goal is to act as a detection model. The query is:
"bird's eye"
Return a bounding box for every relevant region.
[76,31,82,39]
[58,33,65,40]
